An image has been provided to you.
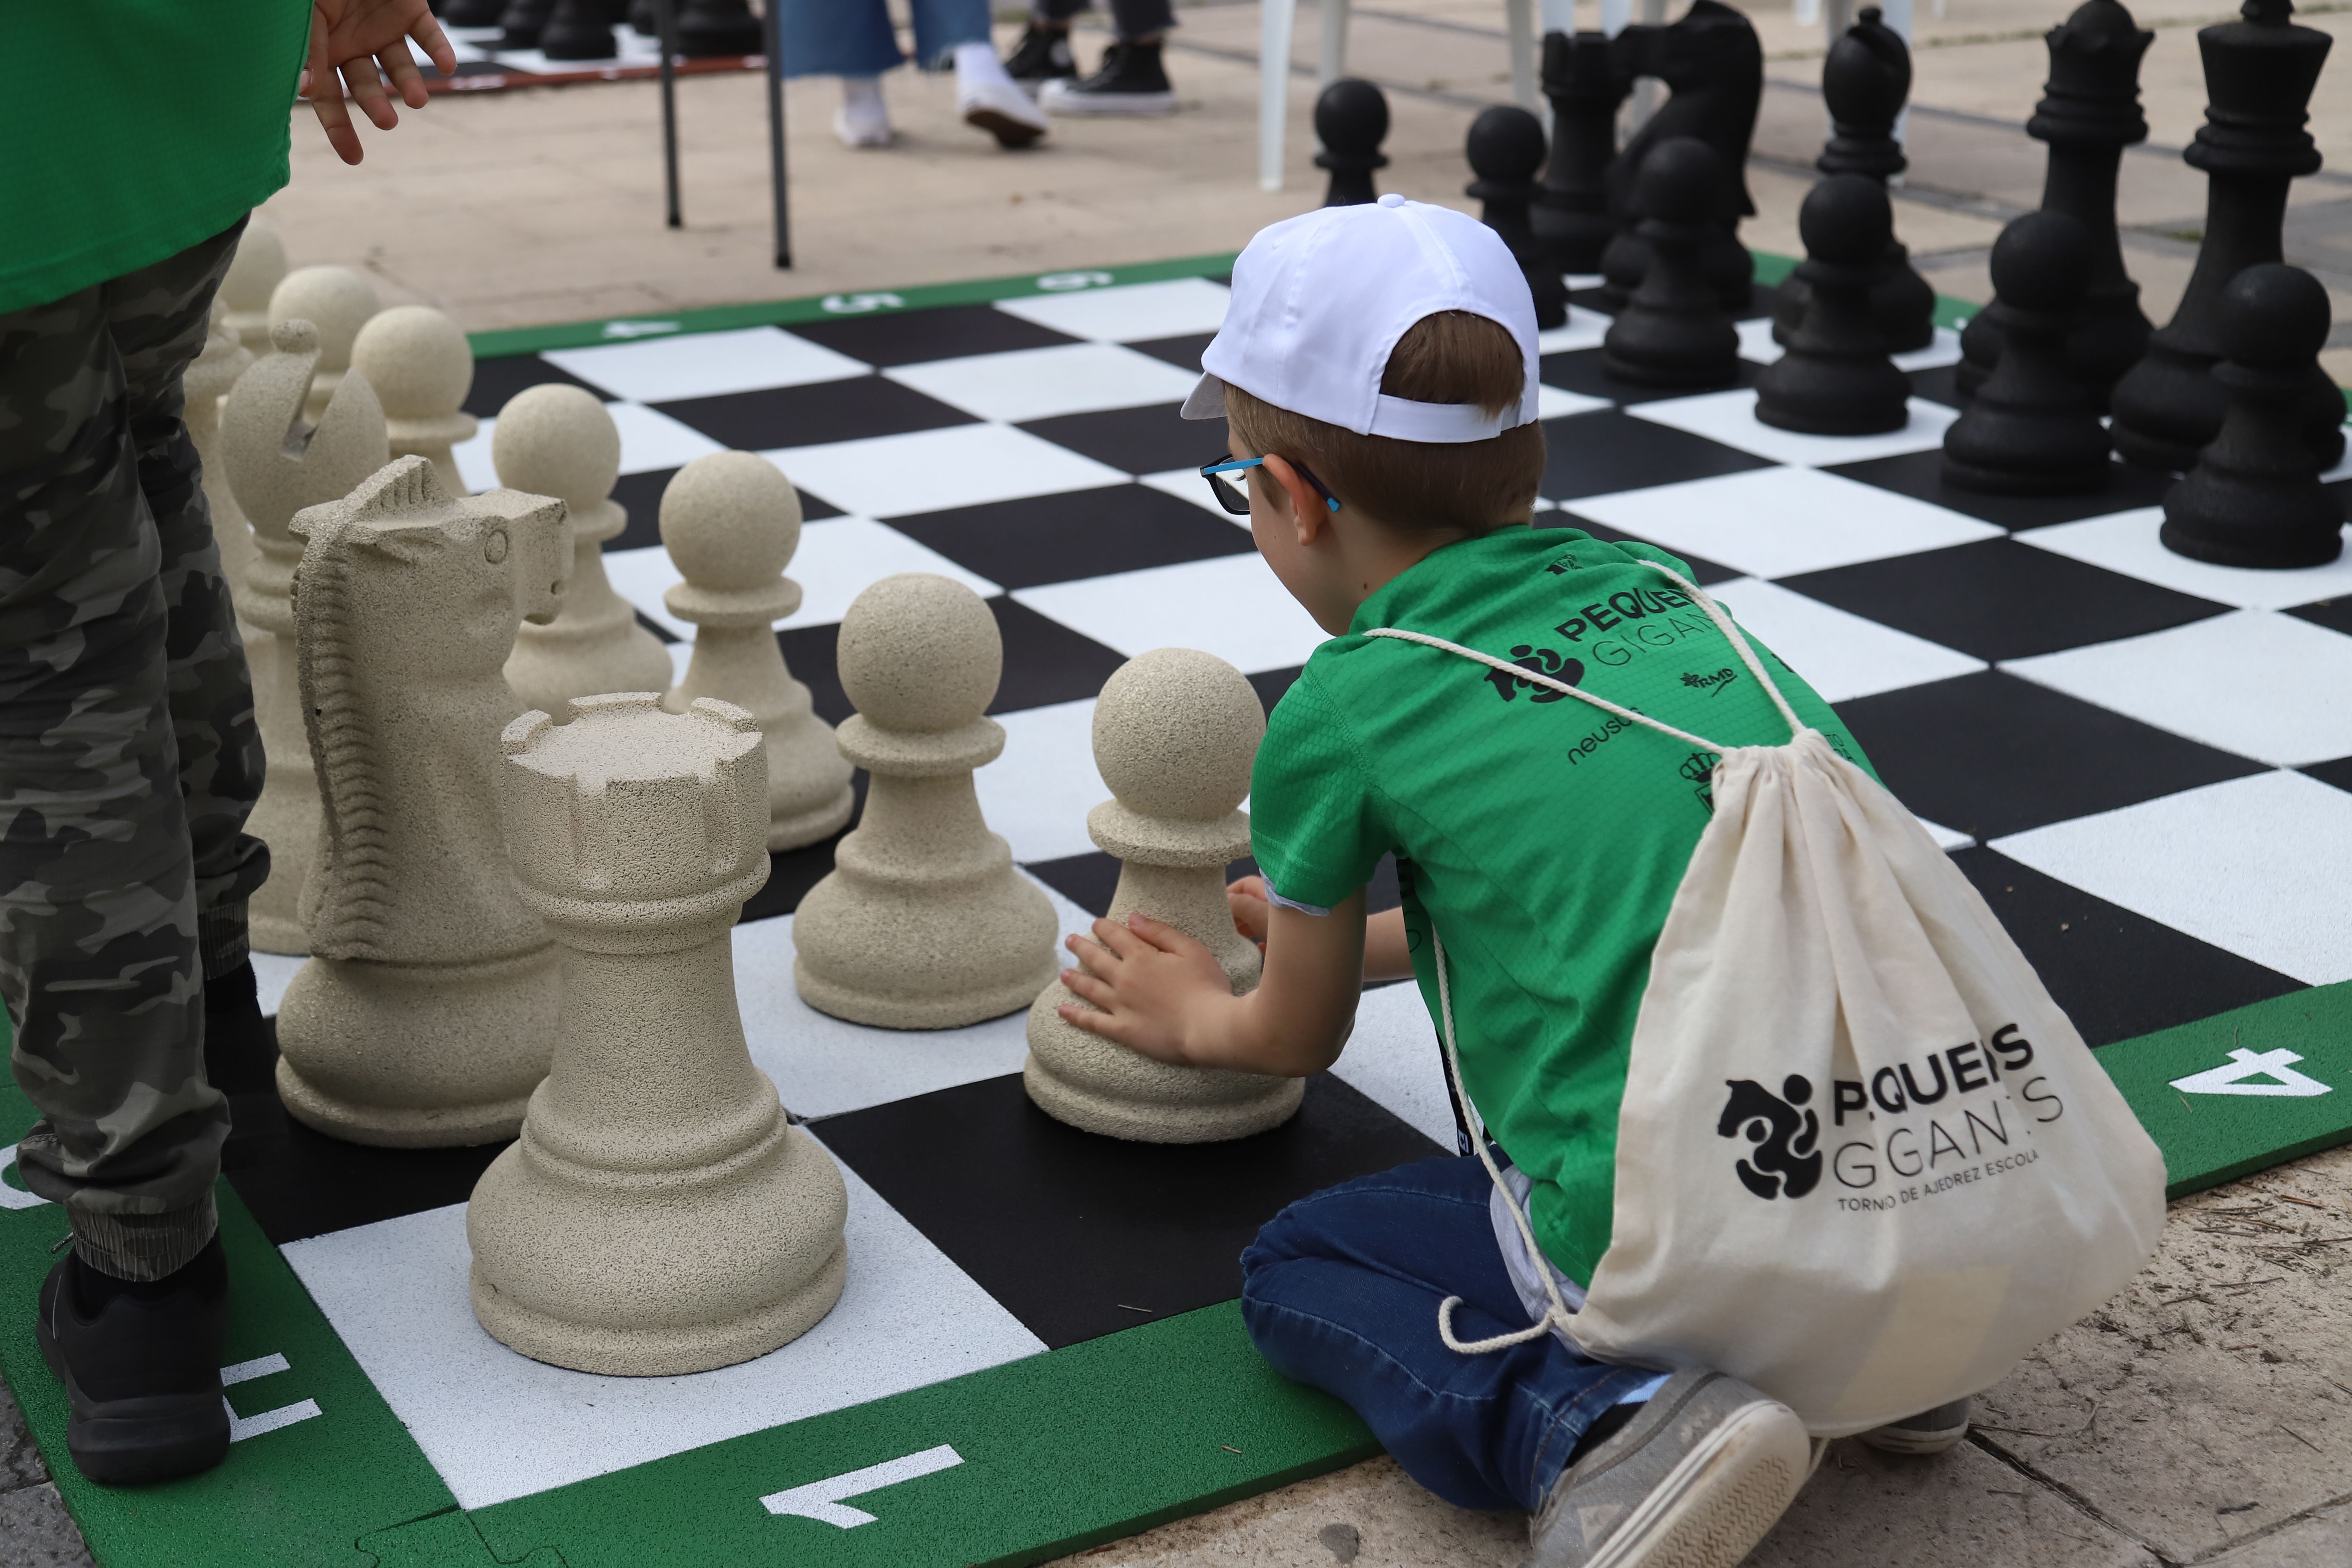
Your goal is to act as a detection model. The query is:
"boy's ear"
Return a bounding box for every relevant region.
[1259,454,1328,544]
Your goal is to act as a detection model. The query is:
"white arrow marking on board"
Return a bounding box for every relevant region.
[760,1444,964,1528]
[599,320,681,339]
[0,1145,52,1210]
[2170,1048,2334,1098]
[220,1352,323,1442]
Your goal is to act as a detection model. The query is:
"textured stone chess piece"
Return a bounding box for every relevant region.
[220,224,286,355]
[2161,263,2344,568]
[1597,0,1762,314]
[274,456,569,1146]
[352,306,479,499]
[1024,650,1302,1144]
[499,386,676,716]
[674,0,762,56]
[1315,79,1389,207]
[1532,31,1628,275]
[469,694,849,1376]
[269,266,381,423]
[793,574,1059,1029]
[540,0,622,59]
[660,453,854,850]
[2109,0,2333,472]
[1942,213,2113,495]
[1958,0,2154,406]
[1467,106,1569,330]
[1602,139,1741,389]
[220,320,391,955]
[1756,176,1911,436]
[1772,7,1934,354]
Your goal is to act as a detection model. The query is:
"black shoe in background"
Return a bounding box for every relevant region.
[1004,23,1078,92]
[205,961,288,1172]
[37,1237,231,1485]
[1039,40,1176,115]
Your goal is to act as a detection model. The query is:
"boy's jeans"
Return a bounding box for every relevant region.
[776,0,989,78]
[1240,1154,1660,1513]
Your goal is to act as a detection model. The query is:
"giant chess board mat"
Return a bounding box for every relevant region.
[1,260,2349,1568]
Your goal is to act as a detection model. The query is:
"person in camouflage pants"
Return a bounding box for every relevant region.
[0,219,268,1285]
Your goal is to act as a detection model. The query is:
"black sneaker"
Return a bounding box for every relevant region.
[1039,40,1175,115]
[1004,23,1078,93]
[205,961,288,1172]
[1855,1397,1972,1455]
[37,1237,231,1485]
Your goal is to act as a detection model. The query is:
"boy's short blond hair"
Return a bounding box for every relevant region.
[1223,311,1545,536]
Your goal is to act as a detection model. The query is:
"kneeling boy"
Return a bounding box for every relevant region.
[1053,198,1899,1567]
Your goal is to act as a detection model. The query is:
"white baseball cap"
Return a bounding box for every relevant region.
[1181,193,1542,444]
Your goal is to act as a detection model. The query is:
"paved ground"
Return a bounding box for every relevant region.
[9,4,2349,1565]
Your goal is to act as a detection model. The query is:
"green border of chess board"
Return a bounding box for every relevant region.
[454,249,1981,365]
[4,975,2347,1568]
[0,248,2343,1565]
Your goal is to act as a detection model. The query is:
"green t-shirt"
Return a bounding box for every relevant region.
[1250,526,1874,1286]
[1,3,311,313]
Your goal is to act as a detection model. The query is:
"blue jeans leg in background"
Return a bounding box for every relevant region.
[778,0,994,78]
[1240,1154,1661,1513]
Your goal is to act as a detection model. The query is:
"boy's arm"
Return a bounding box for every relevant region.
[1228,874,1413,984]
[1055,891,1370,1077]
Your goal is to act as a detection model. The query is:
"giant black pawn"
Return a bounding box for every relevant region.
[1467,106,1570,330]
[1315,80,1390,207]
[1942,212,2112,494]
[674,0,763,57]
[496,0,556,49]
[1603,140,1741,389]
[1532,32,1628,274]
[444,0,508,25]
[540,0,622,59]
[1755,177,1911,436]
[628,0,659,35]
[2162,265,2344,568]
[1773,7,1934,353]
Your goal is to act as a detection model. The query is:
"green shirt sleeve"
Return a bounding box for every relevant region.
[1246,670,1389,912]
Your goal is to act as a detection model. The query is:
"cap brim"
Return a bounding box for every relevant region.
[1180,373,1228,421]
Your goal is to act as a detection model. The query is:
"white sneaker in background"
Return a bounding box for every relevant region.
[956,42,1049,149]
[833,77,891,148]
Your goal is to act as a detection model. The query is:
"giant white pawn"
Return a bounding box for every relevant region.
[470,694,849,1375]
[352,305,479,498]
[499,386,674,715]
[661,453,854,850]
[220,319,390,954]
[269,265,380,423]
[1024,649,1302,1142]
[221,224,287,354]
[793,574,1059,1028]
[185,303,262,648]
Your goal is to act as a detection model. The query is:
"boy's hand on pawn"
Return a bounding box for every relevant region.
[1057,916,1234,1066]
[1226,876,1271,953]
[302,0,456,166]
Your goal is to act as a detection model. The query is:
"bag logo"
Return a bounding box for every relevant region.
[1483,645,1585,704]
[1718,1075,1822,1200]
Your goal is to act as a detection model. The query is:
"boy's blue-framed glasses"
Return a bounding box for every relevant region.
[1200,455,1341,517]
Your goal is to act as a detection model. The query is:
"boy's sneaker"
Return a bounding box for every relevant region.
[205,960,288,1172]
[1528,1370,1811,1568]
[1003,23,1078,93]
[1039,41,1176,116]
[1855,1398,1971,1456]
[37,1237,231,1485]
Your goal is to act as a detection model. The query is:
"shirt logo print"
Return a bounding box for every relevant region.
[1482,645,1585,704]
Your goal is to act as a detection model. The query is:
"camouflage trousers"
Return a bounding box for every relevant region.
[0,220,270,1280]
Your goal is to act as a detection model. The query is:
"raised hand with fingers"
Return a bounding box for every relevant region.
[303,0,457,165]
